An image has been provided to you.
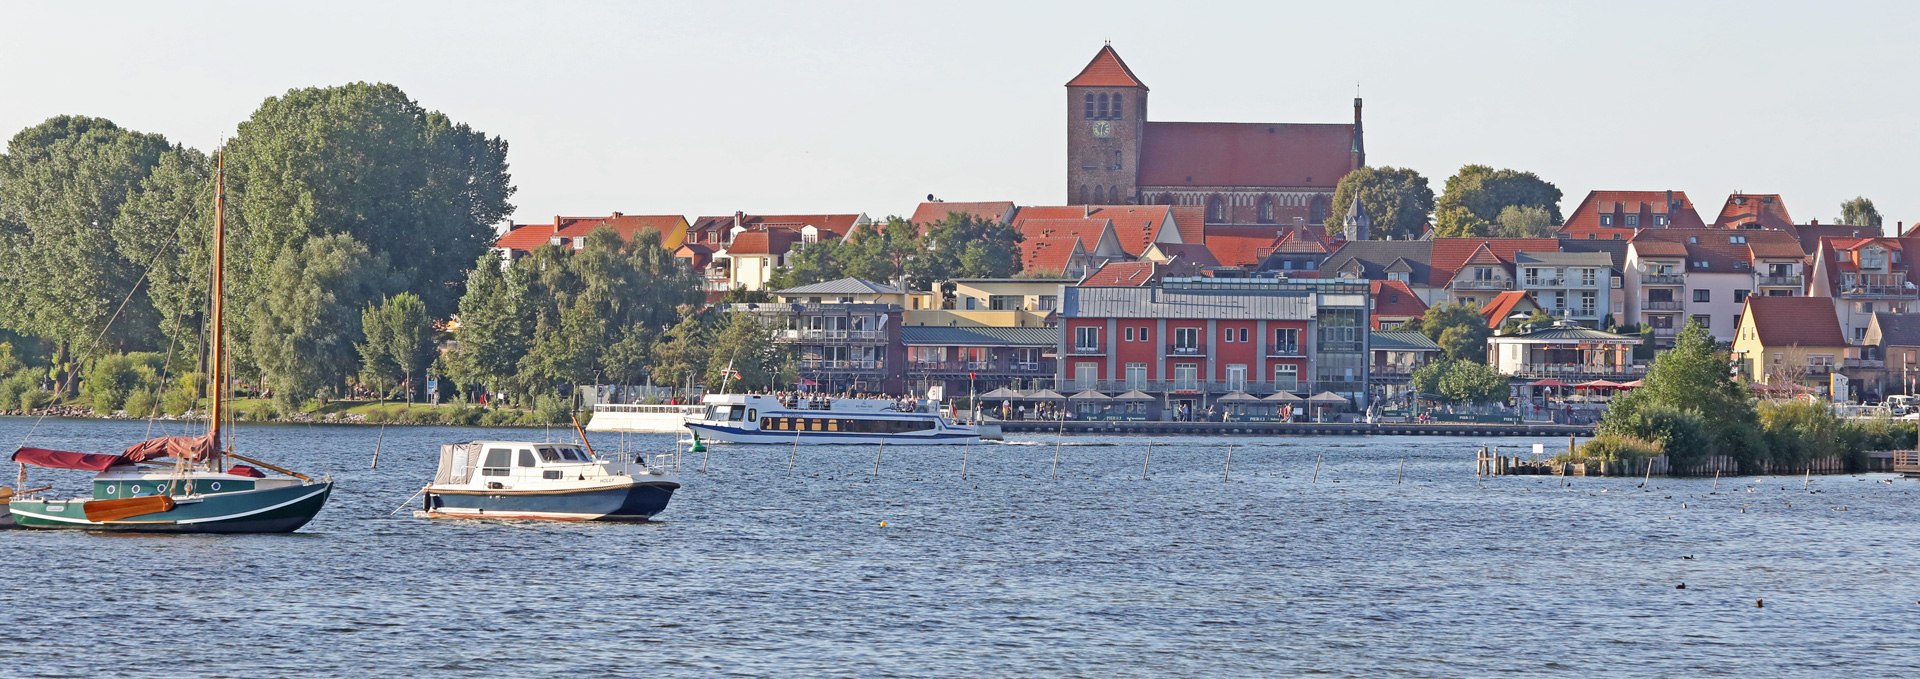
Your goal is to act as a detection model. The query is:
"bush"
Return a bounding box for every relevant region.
[17,385,51,412]
[1577,434,1664,462]
[532,393,572,425]
[87,354,141,414]
[479,408,524,427]
[1598,401,1712,468]
[161,375,202,416]
[0,372,34,410]
[124,390,157,419]
[447,407,484,426]
[1757,400,1845,468]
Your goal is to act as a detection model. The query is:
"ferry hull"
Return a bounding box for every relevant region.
[684,422,980,445]
[423,480,679,521]
[6,482,333,534]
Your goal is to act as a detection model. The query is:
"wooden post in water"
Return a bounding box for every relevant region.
[872,441,884,480]
[1803,466,1811,491]
[1141,439,1152,481]
[1312,453,1322,483]
[1712,466,1720,492]
[787,431,799,478]
[1640,458,1653,488]
[1397,457,1406,485]
[1223,444,1234,483]
[369,421,387,469]
[961,443,970,481]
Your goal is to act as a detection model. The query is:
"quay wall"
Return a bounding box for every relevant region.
[992,421,1594,437]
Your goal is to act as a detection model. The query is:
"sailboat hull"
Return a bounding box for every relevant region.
[5,482,332,534]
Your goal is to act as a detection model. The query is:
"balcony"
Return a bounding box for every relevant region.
[1452,280,1508,291]
[1840,285,1918,299]
[1069,344,1103,356]
[797,359,886,372]
[909,360,1048,375]
[1167,344,1208,357]
[779,329,888,343]
[1267,345,1304,357]
[1755,274,1803,287]
[1640,273,1685,286]
[1318,340,1364,352]
[1651,327,1680,338]
[1081,379,1294,395]
[1643,300,1682,311]
[1511,363,1648,379]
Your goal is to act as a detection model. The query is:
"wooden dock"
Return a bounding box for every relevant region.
[992,420,1593,437]
[1895,450,1920,477]
[1478,448,1907,478]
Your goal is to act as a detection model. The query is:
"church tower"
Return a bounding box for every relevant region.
[1343,194,1372,241]
[1066,44,1147,205]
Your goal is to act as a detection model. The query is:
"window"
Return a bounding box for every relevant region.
[1074,327,1099,352]
[1083,94,1093,119]
[1124,327,1135,342]
[1173,364,1199,390]
[1474,267,1497,281]
[1274,364,1299,391]
[1222,327,1233,343]
[481,448,512,477]
[1258,197,1275,224]
[1125,363,1147,390]
[1625,215,1639,227]
[1729,235,1747,244]
[1601,215,1613,226]
[1581,268,1597,286]
[1860,302,1874,314]
[1074,363,1099,391]
[1273,328,1301,355]
[1692,260,1709,269]
[1733,289,1750,303]
[1655,215,1668,226]
[1809,354,1836,372]
[1097,93,1109,118]
[1038,295,1058,311]
[517,449,537,468]
[1112,93,1123,120]
[1693,289,1710,303]
[988,295,1022,310]
[1691,314,1712,329]
[1173,327,1200,353]
[1207,196,1225,222]
[1226,364,1248,391]
[1238,328,1249,343]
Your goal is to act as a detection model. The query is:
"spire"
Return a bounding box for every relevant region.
[1344,194,1372,241]
[1350,97,1365,169]
[1067,44,1148,89]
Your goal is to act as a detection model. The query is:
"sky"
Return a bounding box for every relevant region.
[3,0,1915,232]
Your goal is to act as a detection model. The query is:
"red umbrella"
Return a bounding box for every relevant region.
[1575,379,1623,389]
[1528,379,1569,388]
[1618,380,1644,388]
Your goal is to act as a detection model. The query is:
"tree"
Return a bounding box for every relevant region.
[0,116,174,369]
[358,292,434,401]
[704,311,791,391]
[773,238,846,289]
[1493,205,1556,238]
[1413,302,1491,363]
[1499,307,1557,335]
[1839,196,1883,231]
[649,311,712,394]
[1324,167,1435,240]
[1435,165,1563,227]
[226,82,515,326]
[1436,360,1511,403]
[1598,319,1764,465]
[909,213,1023,289]
[1432,205,1489,239]
[115,146,214,352]
[249,235,394,407]
[445,254,530,398]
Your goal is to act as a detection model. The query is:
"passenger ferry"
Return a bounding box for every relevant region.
[683,393,980,445]
[585,403,704,434]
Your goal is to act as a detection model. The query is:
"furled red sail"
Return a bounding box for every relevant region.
[11,447,128,472]
[121,435,213,463]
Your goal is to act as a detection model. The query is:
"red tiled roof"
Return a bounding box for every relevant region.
[1014,217,1112,251]
[1787,223,1879,255]
[1370,279,1429,328]
[724,229,800,257]
[1014,205,1169,256]
[690,213,864,242]
[1081,261,1163,287]
[1712,194,1794,231]
[1273,230,1330,255]
[1479,291,1535,329]
[1066,45,1147,88]
[1022,236,1085,275]
[1743,296,1846,348]
[1560,190,1707,234]
[1429,238,1556,285]
[553,214,686,248]
[1145,242,1221,268]
[1202,226,1287,268]
[1630,229,1802,274]
[910,201,1015,226]
[494,223,556,252]
[1138,122,1356,189]
[1170,205,1206,243]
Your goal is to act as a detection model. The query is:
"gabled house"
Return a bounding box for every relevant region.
[1712,193,1795,231]
[1012,205,1187,258]
[1016,216,1131,277]
[493,213,689,265]
[1369,279,1428,330]
[1557,190,1706,241]
[1512,250,1613,328]
[679,212,872,292]
[1428,238,1556,307]
[1479,290,1541,330]
[1807,236,1920,343]
[1624,228,1805,345]
[1322,240,1436,302]
[1861,312,1920,399]
[1021,235,1093,279]
[1733,296,1852,393]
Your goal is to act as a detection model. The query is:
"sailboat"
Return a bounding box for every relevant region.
[5,150,333,533]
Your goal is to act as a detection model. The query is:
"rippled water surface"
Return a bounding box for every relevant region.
[3,416,1918,677]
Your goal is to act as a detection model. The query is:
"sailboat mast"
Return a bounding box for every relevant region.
[208,149,226,466]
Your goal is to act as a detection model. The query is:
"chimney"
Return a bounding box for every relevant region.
[611,211,623,218]
[1665,189,1674,212]
[1084,204,1091,218]
[734,211,744,230]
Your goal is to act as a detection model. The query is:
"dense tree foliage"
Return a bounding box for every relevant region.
[769,214,1021,292]
[1838,196,1883,231]
[0,116,175,368]
[1410,359,1509,403]
[703,311,792,391]
[1493,205,1556,238]
[1598,320,1763,466]
[1436,164,1563,226]
[1324,167,1434,240]
[1412,301,1491,363]
[249,235,395,407]
[358,292,435,401]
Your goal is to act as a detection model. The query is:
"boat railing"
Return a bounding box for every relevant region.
[593,403,704,413]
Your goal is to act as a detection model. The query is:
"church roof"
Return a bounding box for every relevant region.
[1066,45,1147,89]
[1138,122,1356,189]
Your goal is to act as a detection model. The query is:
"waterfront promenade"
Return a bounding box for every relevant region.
[992,419,1593,437]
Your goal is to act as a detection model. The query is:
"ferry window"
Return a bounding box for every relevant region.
[481,448,512,476]
[828,419,840,432]
[518,449,537,468]
[761,417,773,429]
[746,408,757,422]
[538,447,563,462]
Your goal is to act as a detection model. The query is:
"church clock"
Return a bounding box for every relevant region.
[1091,120,1111,138]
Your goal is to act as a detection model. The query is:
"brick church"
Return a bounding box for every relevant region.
[1066,44,1365,228]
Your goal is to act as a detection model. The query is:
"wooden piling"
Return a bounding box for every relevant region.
[872,441,884,480]
[1397,457,1406,485]
[1141,439,1152,481]
[1223,444,1234,483]
[960,443,970,481]
[1312,453,1322,483]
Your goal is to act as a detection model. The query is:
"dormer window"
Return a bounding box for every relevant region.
[1655,215,1668,226]
[1729,235,1747,244]
[1692,260,1709,269]
[1600,215,1613,226]
[1625,215,1640,227]
[1687,236,1698,244]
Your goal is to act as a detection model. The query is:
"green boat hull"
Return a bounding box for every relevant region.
[7,482,332,534]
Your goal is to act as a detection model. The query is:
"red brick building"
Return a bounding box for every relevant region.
[1065,45,1364,229]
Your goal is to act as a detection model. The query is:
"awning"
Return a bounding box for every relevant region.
[1307,391,1349,404]
[980,387,1023,399]
[1113,390,1156,401]
[1025,389,1066,401]
[1618,380,1644,388]
[12,447,129,472]
[1575,379,1623,389]
[1528,379,1569,388]
[1264,391,1304,402]
[1069,390,1111,401]
[1217,391,1262,403]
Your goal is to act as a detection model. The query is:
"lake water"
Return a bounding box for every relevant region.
[2,416,1917,677]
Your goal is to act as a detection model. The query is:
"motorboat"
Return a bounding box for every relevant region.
[682,393,980,445]
[417,441,679,521]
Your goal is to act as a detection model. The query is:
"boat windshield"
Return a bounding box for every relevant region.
[705,405,745,421]
[537,446,590,463]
